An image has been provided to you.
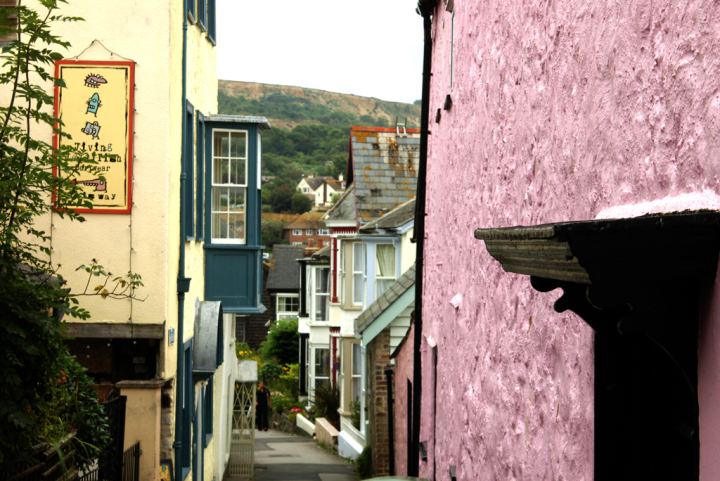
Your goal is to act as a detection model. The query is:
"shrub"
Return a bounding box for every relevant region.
[311,382,340,423]
[278,363,299,399]
[355,445,372,479]
[350,396,361,430]
[259,360,284,385]
[273,395,305,415]
[260,318,299,366]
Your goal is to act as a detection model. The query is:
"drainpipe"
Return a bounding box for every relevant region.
[174,3,191,481]
[410,0,435,477]
[385,365,395,476]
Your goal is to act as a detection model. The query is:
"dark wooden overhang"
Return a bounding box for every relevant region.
[474,212,720,333]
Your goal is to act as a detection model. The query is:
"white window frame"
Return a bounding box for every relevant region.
[293,242,304,246]
[318,229,329,235]
[375,243,397,298]
[312,346,330,398]
[292,229,302,236]
[306,229,313,235]
[360,344,367,434]
[352,242,364,306]
[338,240,345,305]
[211,128,248,244]
[311,266,330,322]
[276,294,299,320]
[302,187,309,193]
[351,343,362,406]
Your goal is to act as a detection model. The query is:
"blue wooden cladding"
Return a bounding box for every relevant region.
[203,116,269,314]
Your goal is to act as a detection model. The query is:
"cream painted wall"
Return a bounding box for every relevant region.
[122,388,162,481]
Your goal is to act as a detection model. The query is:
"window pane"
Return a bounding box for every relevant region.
[212,186,223,212]
[377,279,394,297]
[352,344,362,375]
[212,212,227,238]
[228,187,245,212]
[289,297,299,311]
[214,157,228,184]
[229,213,245,240]
[230,157,246,185]
[353,273,363,304]
[315,348,330,377]
[315,268,329,294]
[353,243,363,271]
[214,131,229,157]
[352,377,361,403]
[315,294,328,322]
[230,132,246,158]
[376,245,395,277]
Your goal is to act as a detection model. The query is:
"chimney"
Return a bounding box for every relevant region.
[339,173,344,181]
[309,173,314,179]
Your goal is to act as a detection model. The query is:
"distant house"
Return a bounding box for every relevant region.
[297,174,347,208]
[283,212,330,248]
[266,245,305,321]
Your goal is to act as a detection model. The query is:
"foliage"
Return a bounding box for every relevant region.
[311,382,340,424]
[278,363,299,399]
[291,193,312,214]
[259,359,283,385]
[413,99,422,105]
[259,317,299,366]
[330,192,342,205]
[355,445,372,479]
[219,90,418,130]
[261,219,285,251]
[272,393,305,415]
[268,185,293,213]
[39,349,109,472]
[350,396,361,431]
[0,2,138,470]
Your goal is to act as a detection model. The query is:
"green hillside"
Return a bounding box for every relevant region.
[218,81,421,212]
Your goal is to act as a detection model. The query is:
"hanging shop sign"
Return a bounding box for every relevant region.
[54,60,134,214]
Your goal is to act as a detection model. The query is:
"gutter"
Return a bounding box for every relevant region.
[174,3,191,481]
[410,0,435,477]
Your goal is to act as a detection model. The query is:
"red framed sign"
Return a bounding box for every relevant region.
[54,60,135,214]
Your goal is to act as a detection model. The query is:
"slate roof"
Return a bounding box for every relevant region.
[355,263,416,334]
[283,212,327,230]
[346,127,421,224]
[326,179,347,191]
[324,184,357,224]
[360,198,415,232]
[266,245,305,291]
[303,177,333,191]
[205,114,271,130]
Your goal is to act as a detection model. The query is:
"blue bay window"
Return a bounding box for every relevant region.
[203,116,269,313]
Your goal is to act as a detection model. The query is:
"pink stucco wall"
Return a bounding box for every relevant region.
[393,324,414,477]
[413,1,720,480]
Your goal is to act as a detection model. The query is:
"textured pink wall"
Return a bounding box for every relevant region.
[419,1,720,480]
[393,324,414,477]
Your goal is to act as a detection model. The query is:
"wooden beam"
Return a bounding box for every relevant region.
[63,322,165,339]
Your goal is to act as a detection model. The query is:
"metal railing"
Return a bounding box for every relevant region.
[121,443,141,481]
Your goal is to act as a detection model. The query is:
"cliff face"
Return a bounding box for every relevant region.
[219,80,420,130]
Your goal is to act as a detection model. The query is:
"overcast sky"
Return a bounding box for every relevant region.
[216,0,424,105]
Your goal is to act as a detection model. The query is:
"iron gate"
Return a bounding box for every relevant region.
[228,381,256,477]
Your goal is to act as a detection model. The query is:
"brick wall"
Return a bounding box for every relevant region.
[367,326,392,477]
[239,263,274,350]
[284,230,330,248]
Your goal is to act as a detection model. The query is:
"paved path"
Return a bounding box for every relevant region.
[252,429,359,481]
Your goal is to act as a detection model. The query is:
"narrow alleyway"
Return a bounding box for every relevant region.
[249,429,359,481]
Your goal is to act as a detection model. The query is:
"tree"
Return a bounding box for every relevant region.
[0,1,141,472]
[291,193,312,214]
[261,219,286,251]
[260,318,299,366]
[269,185,293,213]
